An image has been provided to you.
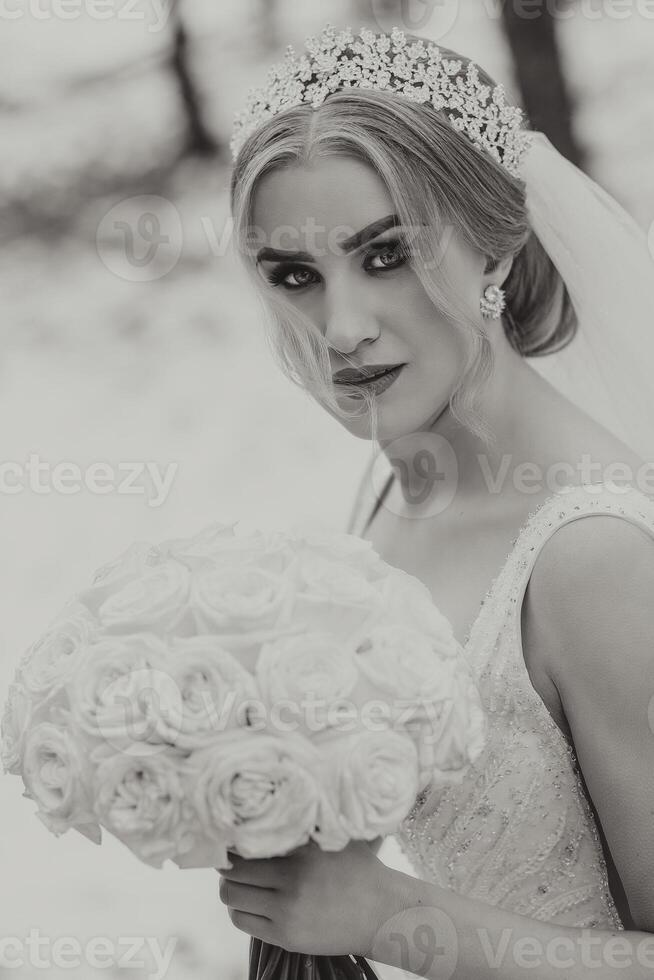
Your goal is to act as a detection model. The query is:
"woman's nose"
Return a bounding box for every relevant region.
[323,287,380,356]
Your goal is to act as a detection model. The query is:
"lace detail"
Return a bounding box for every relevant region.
[372,481,654,930]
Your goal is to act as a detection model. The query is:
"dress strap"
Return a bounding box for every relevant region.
[345,463,373,535]
[346,461,394,537]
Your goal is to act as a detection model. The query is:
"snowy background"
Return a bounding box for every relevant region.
[1,1,653,977]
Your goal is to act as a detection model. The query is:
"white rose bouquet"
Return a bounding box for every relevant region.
[2,521,486,980]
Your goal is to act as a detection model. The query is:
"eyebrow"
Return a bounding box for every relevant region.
[255,213,400,264]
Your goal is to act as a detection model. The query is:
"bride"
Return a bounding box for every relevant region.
[218,24,654,977]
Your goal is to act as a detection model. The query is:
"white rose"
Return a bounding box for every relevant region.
[22,721,100,841]
[160,523,295,575]
[288,525,385,575]
[190,564,292,632]
[19,605,97,701]
[185,730,336,859]
[291,554,384,639]
[255,633,360,736]
[95,560,191,635]
[78,541,164,616]
[92,747,196,868]
[157,522,239,561]
[354,624,456,705]
[327,729,420,838]
[353,623,486,782]
[150,637,257,750]
[375,569,458,651]
[189,564,294,671]
[1,680,32,775]
[67,633,176,752]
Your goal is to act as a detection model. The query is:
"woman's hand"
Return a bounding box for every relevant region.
[217,837,391,956]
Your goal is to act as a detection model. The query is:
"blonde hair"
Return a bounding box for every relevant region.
[229,42,577,446]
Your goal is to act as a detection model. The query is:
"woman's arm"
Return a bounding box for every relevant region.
[522,514,654,932]
[371,866,654,979]
[373,515,654,978]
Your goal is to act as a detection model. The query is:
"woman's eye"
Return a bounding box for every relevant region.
[367,242,409,271]
[264,241,409,290]
[266,266,318,290]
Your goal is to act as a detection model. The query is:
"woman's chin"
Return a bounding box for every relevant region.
[336,405,425,444]
[331,389,453,445]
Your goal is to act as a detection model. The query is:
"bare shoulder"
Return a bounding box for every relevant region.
[521,404,653,653]
[521,500,654,690]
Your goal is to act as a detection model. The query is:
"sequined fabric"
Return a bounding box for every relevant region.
[355,481,654,929]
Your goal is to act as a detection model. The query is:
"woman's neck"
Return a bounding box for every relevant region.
[377,342,589,514]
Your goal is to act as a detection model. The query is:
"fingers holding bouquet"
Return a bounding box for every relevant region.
[217,839,390,958]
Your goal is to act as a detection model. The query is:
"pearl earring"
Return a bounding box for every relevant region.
[480,284,506,319]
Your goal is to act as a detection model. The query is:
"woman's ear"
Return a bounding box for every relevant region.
[483,252,514,290]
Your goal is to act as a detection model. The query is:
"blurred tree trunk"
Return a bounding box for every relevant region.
[256,0,280,52]
[501,2,586,170]
[168,0,219,158]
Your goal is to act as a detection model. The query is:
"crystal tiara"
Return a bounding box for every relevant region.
[230,24,533,177]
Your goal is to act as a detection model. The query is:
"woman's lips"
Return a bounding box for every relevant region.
[336,364,405,397]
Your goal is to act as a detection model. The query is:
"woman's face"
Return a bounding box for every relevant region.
[251,154,488,442]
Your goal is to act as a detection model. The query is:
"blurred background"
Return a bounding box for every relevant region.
[0,1,653,977]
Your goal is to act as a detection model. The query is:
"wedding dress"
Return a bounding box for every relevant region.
[348,476,654,930]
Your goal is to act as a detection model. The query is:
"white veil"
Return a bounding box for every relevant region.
[520,131,654,464]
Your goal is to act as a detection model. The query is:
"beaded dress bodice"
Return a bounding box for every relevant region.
[351,480,654,930]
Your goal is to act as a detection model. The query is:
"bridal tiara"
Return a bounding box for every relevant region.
[230,24,533,177]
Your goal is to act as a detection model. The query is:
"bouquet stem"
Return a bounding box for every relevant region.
[249,939,381,980]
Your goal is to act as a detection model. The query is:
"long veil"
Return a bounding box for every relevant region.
[521,132,654,465]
